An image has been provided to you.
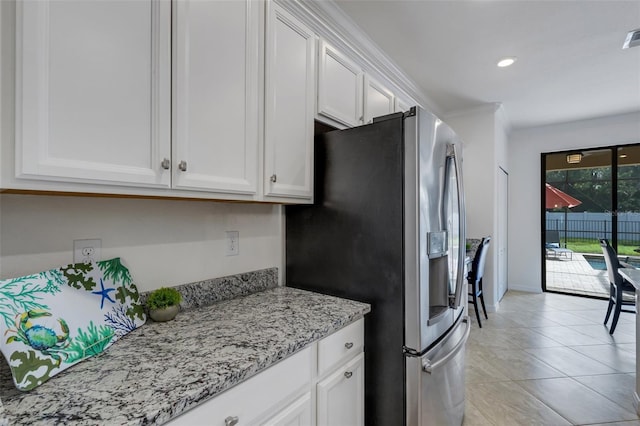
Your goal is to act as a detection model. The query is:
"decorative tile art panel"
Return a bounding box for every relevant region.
[0,258,146,391]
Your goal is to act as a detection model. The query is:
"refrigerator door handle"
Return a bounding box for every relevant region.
[449,143,467,309]
[422,317,470,374]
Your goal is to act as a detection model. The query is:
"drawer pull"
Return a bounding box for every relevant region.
[225,416,239,426]
[344,342,354,349]
[178,160,188,172]
[344,371,353,379]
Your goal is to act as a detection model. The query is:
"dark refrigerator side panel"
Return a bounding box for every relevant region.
[286,117,406,426]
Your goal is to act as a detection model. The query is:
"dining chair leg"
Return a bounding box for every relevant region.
[604,284,615,325]
[479,290,488,320]
[472,292,482,328]
[609,288,623,335]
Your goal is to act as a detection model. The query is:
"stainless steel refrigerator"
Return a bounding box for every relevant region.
[286,107,470,425]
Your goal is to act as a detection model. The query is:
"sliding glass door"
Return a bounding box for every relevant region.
[542,144,640,298]
[616,145,640,257]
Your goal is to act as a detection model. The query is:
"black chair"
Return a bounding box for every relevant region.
[468,237,491,328]
[600,239,636,335]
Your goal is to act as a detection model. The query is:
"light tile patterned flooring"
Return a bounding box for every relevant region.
[464,290,639,426]
[546,253,610,298]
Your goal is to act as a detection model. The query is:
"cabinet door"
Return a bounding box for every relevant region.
[262,393,312,426]
[264,3,315,200]
[363,75,395,124]
[394,97,412,113]
[317,353,365,426]
[16,0,171,187]
[173,0,259,195]
[317,40,363,127]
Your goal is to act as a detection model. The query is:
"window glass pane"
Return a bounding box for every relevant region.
[617,145,640,257]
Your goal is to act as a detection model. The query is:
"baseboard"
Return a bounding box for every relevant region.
[507,285,543,294]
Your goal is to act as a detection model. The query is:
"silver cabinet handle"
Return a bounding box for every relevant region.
[178,160,187,172]
[225,416,239,426]
[270,174,277,183]
[161,158,170,170]
[344,342,354,349]
[344,371,353,379]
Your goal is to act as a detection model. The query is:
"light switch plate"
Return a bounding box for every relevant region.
[225,231,239,256]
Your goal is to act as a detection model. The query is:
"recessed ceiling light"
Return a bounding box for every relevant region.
[497,57,517,68]
[623,28,640,49]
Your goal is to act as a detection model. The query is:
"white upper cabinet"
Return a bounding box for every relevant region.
[317,40,364,128]
[264,3,316,201]
[395,97,412,113]
[172,0,260,195]
[363,75,395,124]
[15,0,171,187]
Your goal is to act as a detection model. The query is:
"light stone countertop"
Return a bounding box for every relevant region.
[0,287,370,425]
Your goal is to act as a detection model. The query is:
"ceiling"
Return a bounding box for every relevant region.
[334,0,640,130]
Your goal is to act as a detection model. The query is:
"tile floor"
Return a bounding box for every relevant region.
[464,290,639,426]
[546,253,610,298]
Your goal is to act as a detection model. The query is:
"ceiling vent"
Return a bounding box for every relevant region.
[623,28,640,49]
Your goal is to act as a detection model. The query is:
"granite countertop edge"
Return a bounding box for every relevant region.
[0,286,371,426]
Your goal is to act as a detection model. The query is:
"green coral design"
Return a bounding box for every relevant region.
[0,270,65,329]
[115,284,138,305]
[9,350,58,391]
[64,321,115,363]
[126,303,146,322]
[114,286,145,321]
[61,263,96,291]
[98,258,132,287]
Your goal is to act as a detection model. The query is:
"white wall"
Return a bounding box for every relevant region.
[0,194,283,292]
[508,111,640,292]
[446,103,510,311]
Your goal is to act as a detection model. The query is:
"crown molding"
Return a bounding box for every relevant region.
[274,0,442,116]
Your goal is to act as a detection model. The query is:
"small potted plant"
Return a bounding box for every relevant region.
[146,287,182,322]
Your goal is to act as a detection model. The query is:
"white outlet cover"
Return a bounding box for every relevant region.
[225,231,239,256]
[73,239,102,264]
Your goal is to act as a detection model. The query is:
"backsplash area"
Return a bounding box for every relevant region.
[139,267,279,310]
[0,194,282,291]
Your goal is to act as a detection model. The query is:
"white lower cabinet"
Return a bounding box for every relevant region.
[168,346,312,426]
[167,319,365,426]
[317,353,365,426]
[263,393,313,426]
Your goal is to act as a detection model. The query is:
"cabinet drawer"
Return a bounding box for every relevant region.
[169,346,312,425]
[318,318,364,377]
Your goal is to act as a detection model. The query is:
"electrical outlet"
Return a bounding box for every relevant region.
[73,239,102,264]
[225,231,239,256]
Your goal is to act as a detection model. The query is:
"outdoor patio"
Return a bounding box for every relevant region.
[546,253,610,298]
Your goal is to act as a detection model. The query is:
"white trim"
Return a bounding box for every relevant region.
[275,0,437,115]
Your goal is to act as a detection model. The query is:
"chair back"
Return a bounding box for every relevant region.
[470,237,491,283]
[600,239,623,287]
[545,230,561,247]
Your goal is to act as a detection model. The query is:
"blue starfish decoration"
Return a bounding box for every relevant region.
[92,278,116,309]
